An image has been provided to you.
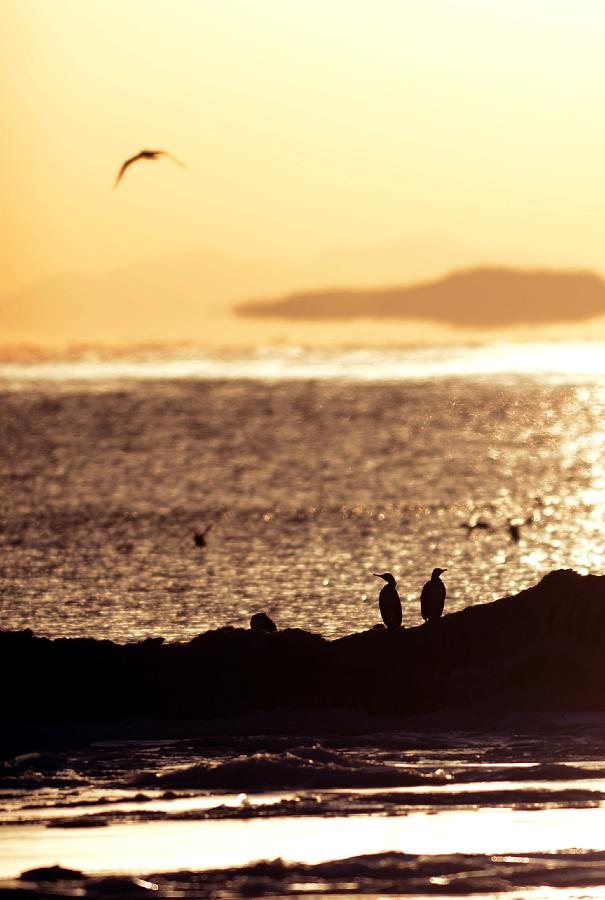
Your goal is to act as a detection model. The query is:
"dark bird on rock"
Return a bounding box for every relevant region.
[420,568,447,622]
[373,572,402,630]
[193,525,212,548]
[250,612,277,633]
[113,149,187,188]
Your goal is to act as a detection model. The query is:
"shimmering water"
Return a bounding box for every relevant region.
[2,346,605,640]
[4,716,605,894]
[4,344,605,895]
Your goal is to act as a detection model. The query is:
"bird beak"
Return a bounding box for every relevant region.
[372,573,381,577]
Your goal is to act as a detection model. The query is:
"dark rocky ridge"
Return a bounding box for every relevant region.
[3,570,605,728]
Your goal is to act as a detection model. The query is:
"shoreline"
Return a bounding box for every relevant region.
[3,569,605,755]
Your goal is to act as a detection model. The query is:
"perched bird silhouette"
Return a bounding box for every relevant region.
[114,150,186,188]
[373,572,402,630]
[420,568,447,622]
[250,612,277,633]
[193,525,212,548]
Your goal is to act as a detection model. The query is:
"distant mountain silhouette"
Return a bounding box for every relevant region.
[236,267,605,327]
[0,234,479,343]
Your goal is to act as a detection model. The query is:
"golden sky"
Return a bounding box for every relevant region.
[3,0,605,344]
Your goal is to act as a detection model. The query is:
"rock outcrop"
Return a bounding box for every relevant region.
[2,570,605,725]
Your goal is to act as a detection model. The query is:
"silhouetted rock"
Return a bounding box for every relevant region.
[20,865,85,881]
[250,612,277,633]
[236,267,605,327]
[3,571,605,732]
[85,876,158,895]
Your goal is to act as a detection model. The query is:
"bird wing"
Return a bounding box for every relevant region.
[113,153,144,188]
[158,151,188,169]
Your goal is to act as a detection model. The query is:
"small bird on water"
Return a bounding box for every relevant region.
[113,149,187,188]
[420,568,447,623]
[373,572,402,630]
[508,515,533,543]
[193,525,212,548]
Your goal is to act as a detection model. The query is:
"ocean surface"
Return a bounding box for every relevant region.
[5,715,605,896]
[3,341,605,896]
[1,342,605,640]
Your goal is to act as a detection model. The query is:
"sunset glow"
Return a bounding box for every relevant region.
[6,5,605,896]
[4,1,605,344]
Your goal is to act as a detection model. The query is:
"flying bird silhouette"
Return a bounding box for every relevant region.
[113,150,187,188]
[460,516,491,536]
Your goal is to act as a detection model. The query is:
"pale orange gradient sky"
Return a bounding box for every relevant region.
[4,1,605,344]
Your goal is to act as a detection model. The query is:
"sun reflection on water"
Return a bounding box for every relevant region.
[4,345,605,638]
[4,341,605,383]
